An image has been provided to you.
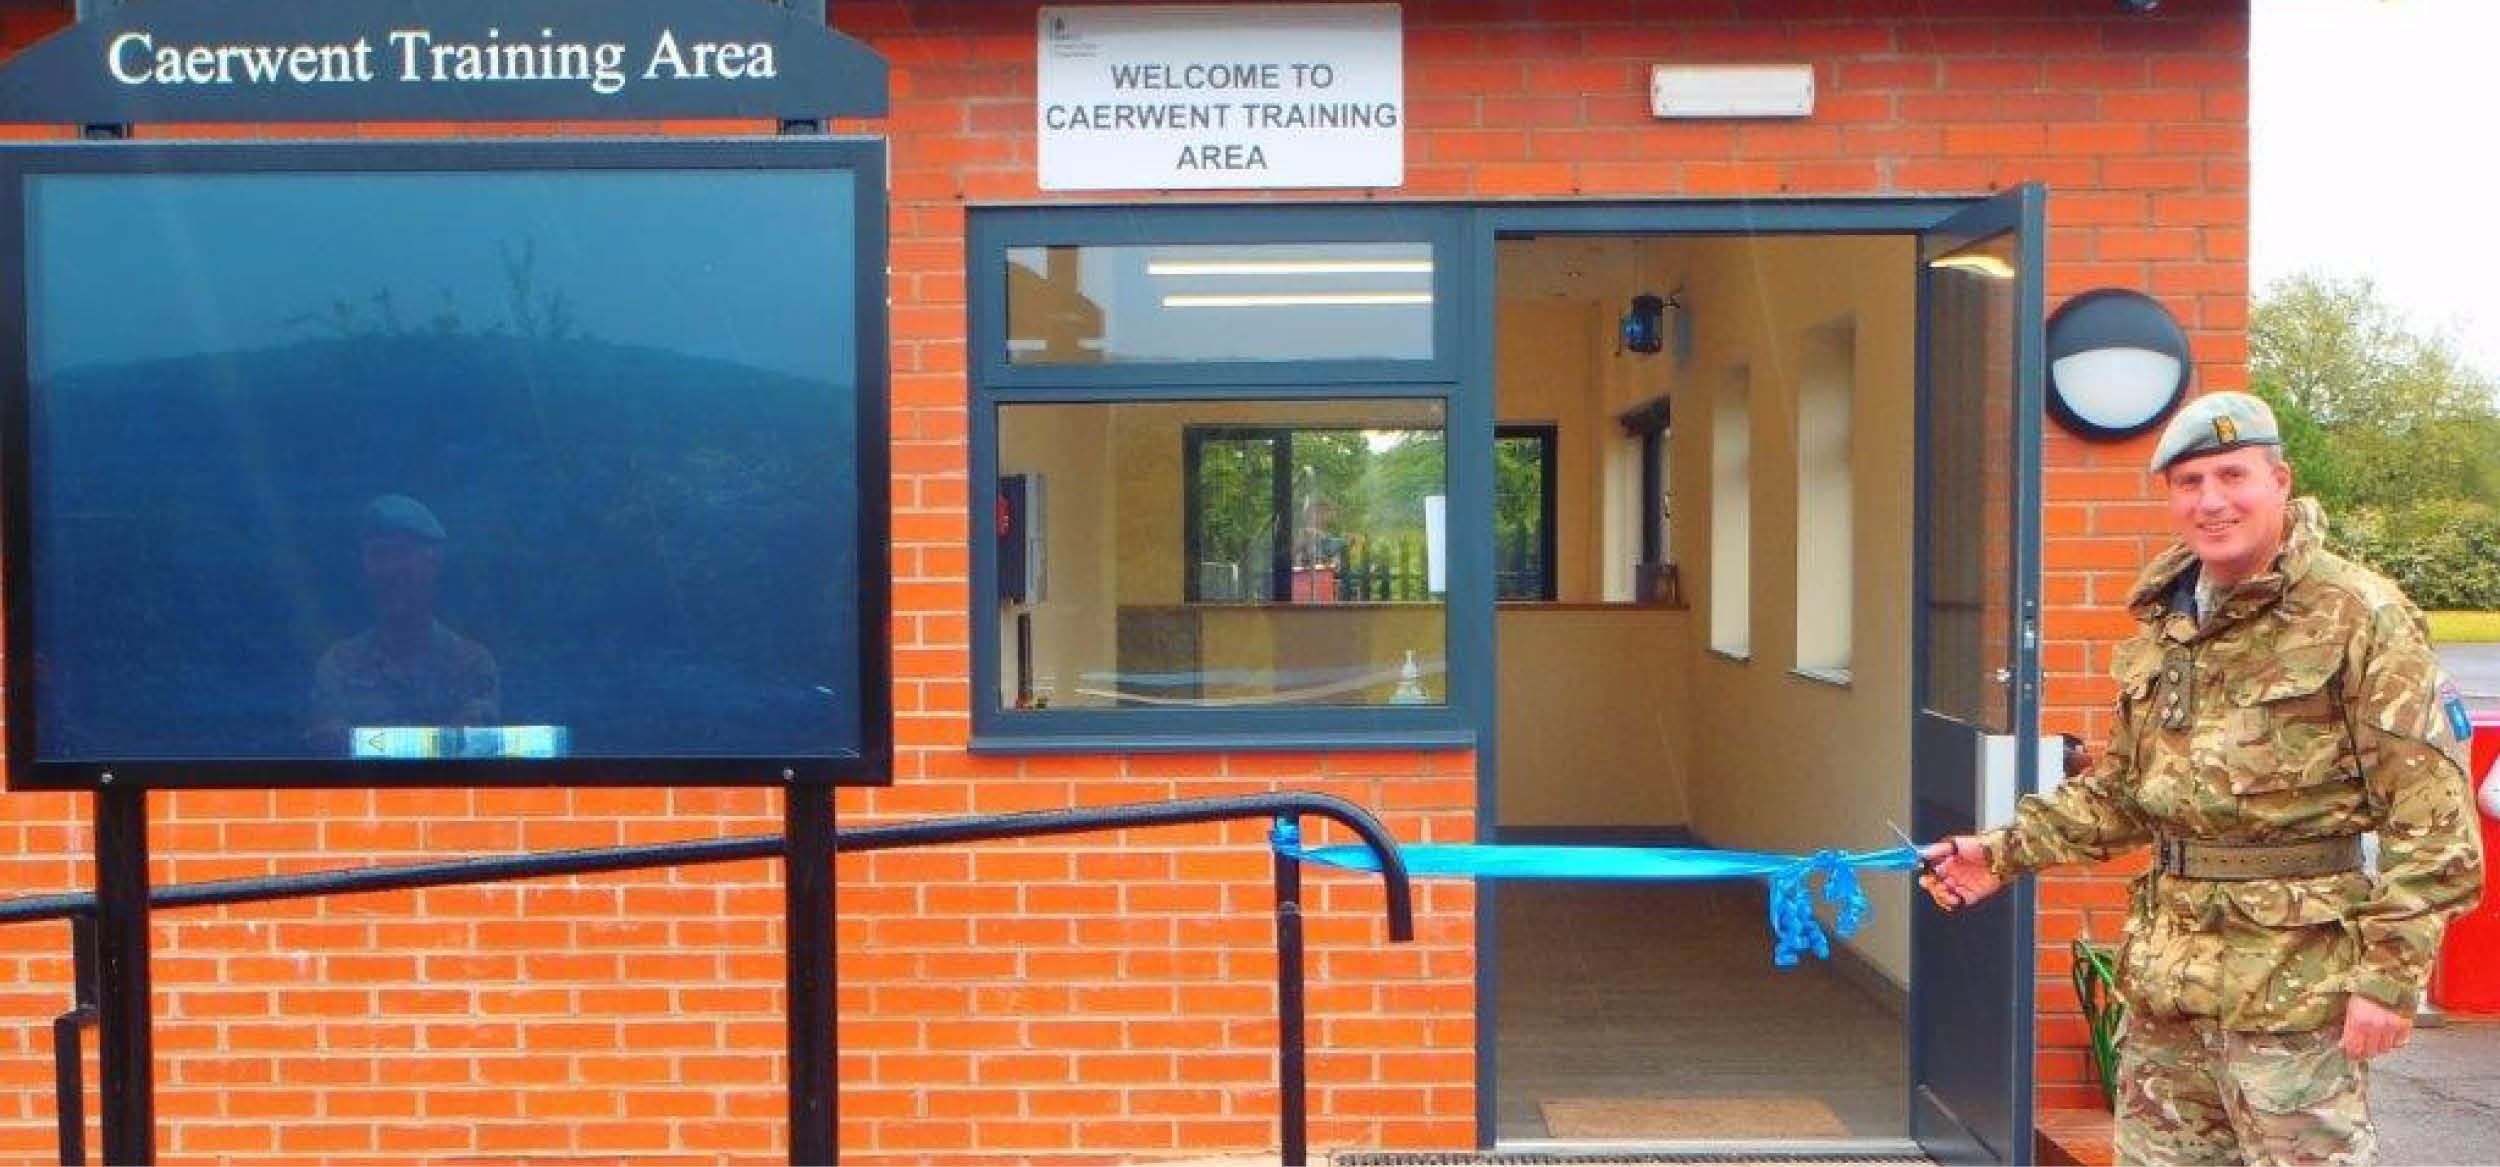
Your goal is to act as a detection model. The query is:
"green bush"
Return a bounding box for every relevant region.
[2331,501,2500,610]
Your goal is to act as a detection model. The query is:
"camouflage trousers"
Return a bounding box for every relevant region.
[2114,1013,2376,1166]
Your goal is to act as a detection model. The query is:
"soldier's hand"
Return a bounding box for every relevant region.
[1917,836,2003,911]
[2340,994,2414,1061]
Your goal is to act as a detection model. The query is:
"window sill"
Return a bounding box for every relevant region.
[1496,600,1689,613]
[970,727,1479,756]
[1707,647,1751,663]
[1165,600,1443,611]
[1792,666,1853,688]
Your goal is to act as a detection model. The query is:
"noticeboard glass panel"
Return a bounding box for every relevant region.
[3,142,889,788]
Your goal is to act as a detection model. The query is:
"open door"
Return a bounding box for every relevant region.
[1909,185,2045,1165]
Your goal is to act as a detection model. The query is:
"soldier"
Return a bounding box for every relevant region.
[307,494,500,753]
[1920,392,2484,1165]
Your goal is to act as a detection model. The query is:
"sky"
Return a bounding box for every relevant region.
[30,169,854,384]
[2252,0,2500,379]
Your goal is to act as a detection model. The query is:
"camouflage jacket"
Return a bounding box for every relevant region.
[1983,498,2484,1031]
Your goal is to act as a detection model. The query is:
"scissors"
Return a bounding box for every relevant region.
[1889,819,1965,911]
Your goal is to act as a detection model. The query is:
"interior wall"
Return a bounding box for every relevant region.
[1671,234,1917,984]
[997,403,1117,709]
[1495,608,1691,826]
[1493,250,1691,828]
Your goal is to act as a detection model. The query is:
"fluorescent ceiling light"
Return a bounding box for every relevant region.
[1928,252,2016,279]
[1147,259,1435,277]
[1162,292,1434,308]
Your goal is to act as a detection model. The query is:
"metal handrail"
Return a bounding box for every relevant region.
[5,792,1414,1166]
[0,792,1411,932]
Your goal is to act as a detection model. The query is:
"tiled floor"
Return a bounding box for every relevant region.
[1493,882,1910,1142]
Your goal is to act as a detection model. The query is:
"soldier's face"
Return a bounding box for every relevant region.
[362,534,441,618]
[2162,445,2292,586]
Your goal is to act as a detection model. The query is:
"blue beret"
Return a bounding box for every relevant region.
[2149,392,2280,473]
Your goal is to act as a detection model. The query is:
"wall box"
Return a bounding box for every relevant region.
[1649,64,1815,119]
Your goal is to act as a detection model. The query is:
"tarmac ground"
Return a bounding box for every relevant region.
[2439,642,2500,714]
[2372,1016,2500,1166]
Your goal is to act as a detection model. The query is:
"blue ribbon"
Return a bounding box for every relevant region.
[1280,841,1921,968]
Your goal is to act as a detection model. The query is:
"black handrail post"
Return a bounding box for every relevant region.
[784,781,840,1165]
[53,1004,92,1167]
[54,914,102,1166]
[1270,816,1308,1167]
[92,785,155,1165]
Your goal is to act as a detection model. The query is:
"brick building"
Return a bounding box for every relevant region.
[0,0,2247,1162]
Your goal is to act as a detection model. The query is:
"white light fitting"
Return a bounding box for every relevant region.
[1162,292,1434,309]
[1147,259,1434,277]
[1650,64,1815,119]
[1929,253,2017,280]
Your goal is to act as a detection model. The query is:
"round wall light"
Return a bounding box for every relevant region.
[2044,288,2191,441]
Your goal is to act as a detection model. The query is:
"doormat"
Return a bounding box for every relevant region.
[1539,1097,1850,1140]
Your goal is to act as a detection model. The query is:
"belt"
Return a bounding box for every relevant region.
[2154,834,2365,881]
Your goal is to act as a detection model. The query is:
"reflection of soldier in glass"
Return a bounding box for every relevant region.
[308,494,498,752]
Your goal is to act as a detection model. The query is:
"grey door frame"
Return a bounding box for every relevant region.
[1907,185,2047,1164]
[1463,193,2044,1157]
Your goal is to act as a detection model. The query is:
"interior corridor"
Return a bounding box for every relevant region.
[1494,881,1909,1142]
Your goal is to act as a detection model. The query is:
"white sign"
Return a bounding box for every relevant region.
[1038,5,1403,191]
[1649,64,1815,119]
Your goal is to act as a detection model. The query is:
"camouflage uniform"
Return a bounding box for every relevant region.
[1981,498,2484,1166]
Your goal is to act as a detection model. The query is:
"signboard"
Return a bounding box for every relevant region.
[1,139,893,790]
[0,0,886,124]
[1037,4,1403,191]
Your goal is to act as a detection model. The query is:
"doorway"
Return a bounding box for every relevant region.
[1473,193,2041,1163]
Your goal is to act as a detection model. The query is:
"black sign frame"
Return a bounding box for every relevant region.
[0,136,894,791]
[0,0,887,125]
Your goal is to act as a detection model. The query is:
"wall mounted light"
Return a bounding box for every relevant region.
[2044,288,2192,441]
[1621,292,1669,354]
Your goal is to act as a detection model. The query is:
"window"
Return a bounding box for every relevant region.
[1005,241,1434,365]
[1796,320,1854,679]
[1000,401,1447,712]
[1494,426,1557,602]
[1184,425,1447,604]
[970,206,1471,748]
[1709,363,1752,657]
[1616,398,1671,604]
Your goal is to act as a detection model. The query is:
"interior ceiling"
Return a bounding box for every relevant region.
[1498,237,1690,307]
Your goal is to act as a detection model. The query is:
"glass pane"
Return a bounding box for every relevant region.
[1189,435,1279,602]
[1495,432,1552,600]
[1921,232,2018,730]
[996,399,1448,710]
[1005,242,1433,364]
[1284,428,1443,602]
[24,170,861,763]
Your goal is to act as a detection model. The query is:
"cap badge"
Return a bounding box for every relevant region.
[2214,416,2238,444]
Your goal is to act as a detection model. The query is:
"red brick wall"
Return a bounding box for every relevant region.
[0,0,2245,1160]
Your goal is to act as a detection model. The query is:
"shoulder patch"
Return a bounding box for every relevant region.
[2442,679,2475,745]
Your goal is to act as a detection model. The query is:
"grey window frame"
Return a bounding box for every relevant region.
[969,204,1482,753]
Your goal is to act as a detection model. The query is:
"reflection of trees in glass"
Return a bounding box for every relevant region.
[1191,437,1277,601]
[276,239,585,345]
[1494,429,1554,600]
[1186,426,1444,603]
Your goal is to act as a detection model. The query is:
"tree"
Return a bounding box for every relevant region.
[2249,273,2500,514]
[2250,272,2500,606]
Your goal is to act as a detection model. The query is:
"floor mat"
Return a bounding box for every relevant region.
[1539,1097,1850,1140]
